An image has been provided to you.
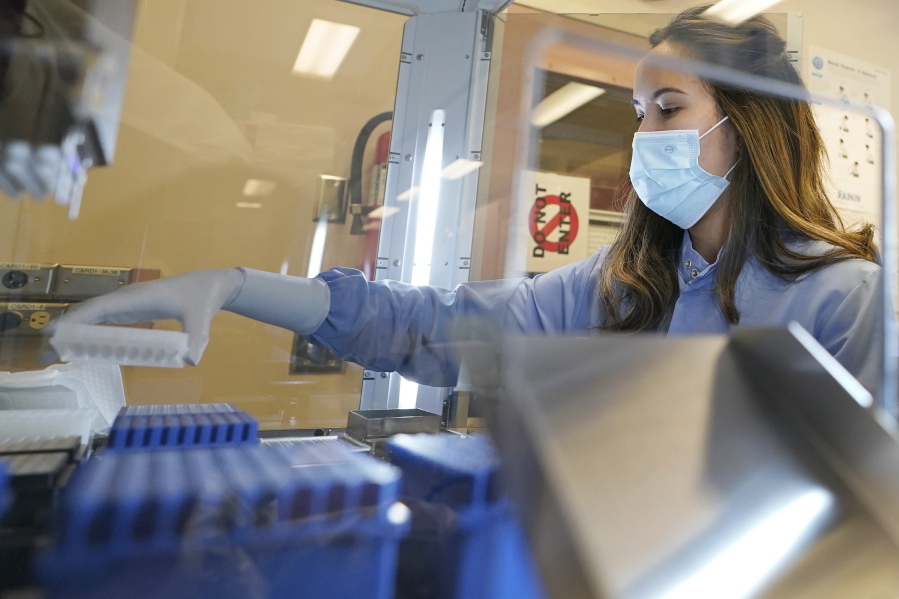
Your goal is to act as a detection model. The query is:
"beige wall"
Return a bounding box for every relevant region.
[0,0,404,429]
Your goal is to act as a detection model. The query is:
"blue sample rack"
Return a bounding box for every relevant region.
[38,441,409,599]
[0,460,8,520]
[107,403,259,451]
[385,434,546,599]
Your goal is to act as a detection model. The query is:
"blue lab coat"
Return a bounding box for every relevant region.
[309,232,882,391]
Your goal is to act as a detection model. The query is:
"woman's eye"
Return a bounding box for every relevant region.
[661,107,680,117]
[635,114,644,122]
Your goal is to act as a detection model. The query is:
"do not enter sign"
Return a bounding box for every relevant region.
[522,172,589,273]
[529,193,579,256]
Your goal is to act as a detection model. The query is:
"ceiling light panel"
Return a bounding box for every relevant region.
[292,18,360,80]
[702,0,785,25]
[532,82,606,128]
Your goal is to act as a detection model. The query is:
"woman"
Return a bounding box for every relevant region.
[50,7,882,391]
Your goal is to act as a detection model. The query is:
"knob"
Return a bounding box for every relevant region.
[0,311,23,332]
[2,270,28,290]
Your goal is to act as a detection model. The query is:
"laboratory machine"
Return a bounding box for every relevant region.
[1,0,898,598]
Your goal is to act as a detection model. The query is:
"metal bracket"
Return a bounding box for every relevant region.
[337,0,513,16]
[359,10,496,413]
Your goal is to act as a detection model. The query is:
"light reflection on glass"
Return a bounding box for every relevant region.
[292,18,360,80]
[531,82,605,128]
[658,489,834,599]
[306,212,328,279]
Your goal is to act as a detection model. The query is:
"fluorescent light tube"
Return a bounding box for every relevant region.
[242,179,276,196]
[398,376,418,409]
[441,158,483,180]
[293,19,360,80]
[532,82,605,128]
[235,202,263,209]
[411,109,445,286]
[306,211,328,278]
[702,0,785,25]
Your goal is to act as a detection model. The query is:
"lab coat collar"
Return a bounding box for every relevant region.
[678,230,723,286]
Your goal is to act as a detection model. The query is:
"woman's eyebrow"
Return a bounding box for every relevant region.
[631,87,687,105]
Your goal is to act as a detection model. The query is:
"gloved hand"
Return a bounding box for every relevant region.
[47,268,331,365]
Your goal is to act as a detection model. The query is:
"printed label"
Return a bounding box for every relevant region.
[70,267,126,276]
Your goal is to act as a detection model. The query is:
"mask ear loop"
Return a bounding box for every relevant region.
[700,115,739,179]
[699,115,730,139]
[723,160,739,180]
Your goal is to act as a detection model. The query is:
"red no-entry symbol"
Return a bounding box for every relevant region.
[529,194,579,255]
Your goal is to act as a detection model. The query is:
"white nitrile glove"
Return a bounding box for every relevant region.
[46,268,330,365]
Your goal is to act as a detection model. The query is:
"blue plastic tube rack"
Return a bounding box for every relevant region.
[386,434,546,599]
[38,442,409,599]
[107,403,259,451]
[0,460,8,520]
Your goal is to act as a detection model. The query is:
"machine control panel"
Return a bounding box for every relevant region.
[0,303,68,336]
[0,263,57,299]
[0,264,158,336]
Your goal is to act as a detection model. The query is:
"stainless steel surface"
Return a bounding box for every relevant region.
[0,263,57,299]
[337,0,514,17]
[54,266,131,300]
[313,175,348,223]
[346,408,441,442]
[443,389,471,431]
[261,434,369,453]
[491,327,899,599]
[0,302,67,336]
[733,324,899,541]
[443,390,491,433]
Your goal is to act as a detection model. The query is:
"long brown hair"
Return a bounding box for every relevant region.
[598,5,877,331]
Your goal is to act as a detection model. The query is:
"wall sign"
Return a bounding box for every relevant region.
[521,171,590,273]
[807,45,891,231]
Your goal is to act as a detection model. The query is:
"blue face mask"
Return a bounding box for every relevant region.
[629,116,737,229]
